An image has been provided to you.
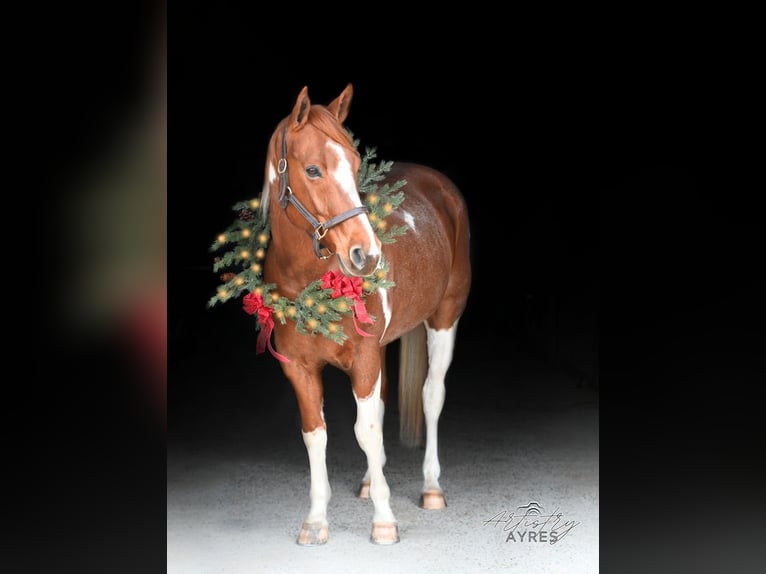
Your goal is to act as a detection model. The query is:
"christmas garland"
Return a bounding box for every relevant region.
[209,137,408,358]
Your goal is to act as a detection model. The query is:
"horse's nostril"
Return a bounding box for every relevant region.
[350,246,366,270]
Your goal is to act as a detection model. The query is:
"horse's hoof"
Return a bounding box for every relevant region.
[357,481,371,499]
[370,522,399,545]
[420,489,447,510]
[297,521,329,545]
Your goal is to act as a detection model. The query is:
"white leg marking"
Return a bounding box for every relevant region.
[422,321,458,492]
[303,427,331,524]
[327,141,379,256]
[378,287,392,342]
[354,373,395,524]
[361,399,386,483]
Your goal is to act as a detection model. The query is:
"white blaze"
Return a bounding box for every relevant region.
[327,141,380,256]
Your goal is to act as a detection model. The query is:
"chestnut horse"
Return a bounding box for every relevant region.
[260,84,470,544]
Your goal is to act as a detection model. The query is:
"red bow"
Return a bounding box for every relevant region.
[321,270,374,337]
[243,292,289,362]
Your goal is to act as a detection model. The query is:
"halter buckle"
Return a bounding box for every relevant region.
[314,223,328,240]
[278,185,291,209]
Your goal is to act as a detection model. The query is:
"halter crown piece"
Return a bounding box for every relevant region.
[277,126,369,260]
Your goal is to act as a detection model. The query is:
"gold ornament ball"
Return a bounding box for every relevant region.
[241,229,251,238]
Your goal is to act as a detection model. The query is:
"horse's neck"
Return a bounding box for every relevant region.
[265,203,331,297]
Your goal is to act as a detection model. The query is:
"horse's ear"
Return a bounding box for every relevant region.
[289,86,311,131]
[326,83,353,123]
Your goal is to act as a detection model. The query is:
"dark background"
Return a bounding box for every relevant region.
[170,5,758,405]
[172,78,602,372]
[169,8,763,572]
[28,2,764,573]
[170,15,606,386]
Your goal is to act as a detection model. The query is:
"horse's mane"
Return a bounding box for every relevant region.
[260,105,354,219]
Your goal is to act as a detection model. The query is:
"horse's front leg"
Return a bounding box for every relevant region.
[283,361,331,545]
[357,346,388,500]
[352,354,399,545]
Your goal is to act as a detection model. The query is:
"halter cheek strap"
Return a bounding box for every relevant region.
[278,126,368,260]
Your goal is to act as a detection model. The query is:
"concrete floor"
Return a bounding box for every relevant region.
[168,323,599,573]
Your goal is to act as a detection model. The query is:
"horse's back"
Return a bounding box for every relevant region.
[386,162,468,232]
[376,162,471,342]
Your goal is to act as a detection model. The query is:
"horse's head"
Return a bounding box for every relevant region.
[266,83,382,277]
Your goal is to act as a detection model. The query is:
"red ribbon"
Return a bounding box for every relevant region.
[243,292,290,362]
[321,270,374,337]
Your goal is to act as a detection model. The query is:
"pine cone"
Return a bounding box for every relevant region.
[238,208,255,221]
[220,272,236,283]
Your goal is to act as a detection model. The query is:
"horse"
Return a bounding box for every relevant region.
[256,83,470,545]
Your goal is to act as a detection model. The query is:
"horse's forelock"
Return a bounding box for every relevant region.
[260,123,285,219]
[260,181,271,218]
[308,105,354,151]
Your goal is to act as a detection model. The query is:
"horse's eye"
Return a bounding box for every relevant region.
[305,165,322,178]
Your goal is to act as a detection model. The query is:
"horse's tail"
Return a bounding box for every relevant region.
[398,322,428,447]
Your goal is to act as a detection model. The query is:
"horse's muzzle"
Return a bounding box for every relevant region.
[342,245,380,277]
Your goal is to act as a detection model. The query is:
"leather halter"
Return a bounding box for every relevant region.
[277,126,369,260]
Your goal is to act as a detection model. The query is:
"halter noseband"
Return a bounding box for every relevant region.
[277,126,368,260]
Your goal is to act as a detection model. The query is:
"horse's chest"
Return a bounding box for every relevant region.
[274,320,360,369]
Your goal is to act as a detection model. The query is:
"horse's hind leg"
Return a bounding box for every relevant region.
[420,318,459,509]
[283,362,331,545]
